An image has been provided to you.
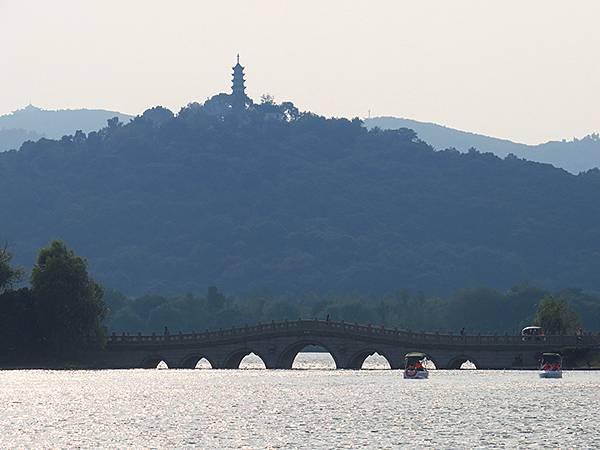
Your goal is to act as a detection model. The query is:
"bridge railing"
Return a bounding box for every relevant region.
[107,319,600,348]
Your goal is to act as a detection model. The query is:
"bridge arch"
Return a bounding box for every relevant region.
[347,349,396,370]
[140,354,174,369]
[239,353,267,369]
[447,355,479,370]
[178,354,217,369]
[223,348,271,369]
[277,340,342,369]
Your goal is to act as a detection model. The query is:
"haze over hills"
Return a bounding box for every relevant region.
[0,105,132,152]
[365,117,600,174]
[4,105,598,176]
[1,87,600,297]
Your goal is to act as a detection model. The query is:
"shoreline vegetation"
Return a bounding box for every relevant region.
[1,242,600,369]
[104,285,599,336]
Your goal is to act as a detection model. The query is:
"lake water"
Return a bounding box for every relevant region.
[1,354,598,448]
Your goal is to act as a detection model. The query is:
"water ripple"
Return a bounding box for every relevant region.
[0,355,598,448]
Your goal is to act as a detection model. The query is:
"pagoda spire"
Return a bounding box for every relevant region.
[232,54,246,98]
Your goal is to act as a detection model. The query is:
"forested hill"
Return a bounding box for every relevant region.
[365,116,600,174]
[1,100,600,296]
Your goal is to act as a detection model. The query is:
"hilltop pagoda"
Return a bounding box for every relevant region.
[232,54,246,96]
[231,54,247,111]
[201,55,252,115]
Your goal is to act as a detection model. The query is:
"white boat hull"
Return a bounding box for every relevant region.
[539,370,562,379]
[404,369,429,379]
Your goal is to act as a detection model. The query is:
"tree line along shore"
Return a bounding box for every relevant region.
[1,241,598,367]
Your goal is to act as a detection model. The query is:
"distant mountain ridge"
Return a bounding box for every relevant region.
[3,106,598,174]
[365,117,600,174]
[0,105,132,152]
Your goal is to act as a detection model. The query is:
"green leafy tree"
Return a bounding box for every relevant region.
[0,245,24,294]
[31,240,107,355]
[534,295,581,334]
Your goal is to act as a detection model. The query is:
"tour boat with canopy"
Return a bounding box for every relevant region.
[539,352,562,378]
[403,352,429,379]
[521,326,545,341]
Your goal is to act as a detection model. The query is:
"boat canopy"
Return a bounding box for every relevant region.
[522,326,543,336]
[541,353,562,364]
[405,352,426,360]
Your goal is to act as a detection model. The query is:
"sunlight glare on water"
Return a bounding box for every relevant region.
[0,354,599,448]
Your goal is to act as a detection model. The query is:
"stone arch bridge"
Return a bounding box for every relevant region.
[97,320,599,370]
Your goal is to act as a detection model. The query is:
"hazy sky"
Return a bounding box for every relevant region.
[1,0,599,144]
